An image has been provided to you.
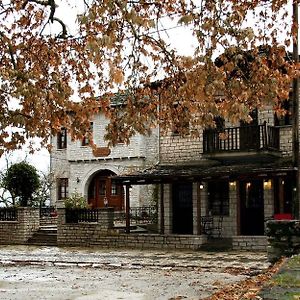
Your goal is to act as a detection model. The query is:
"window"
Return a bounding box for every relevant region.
[111,180,119,195]
[82,122,93,146]
[208,181,229,216]
[57,128,67,149]
[58,178,68,200]
[274,98,292,126]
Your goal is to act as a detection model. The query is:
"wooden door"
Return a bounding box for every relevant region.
[240,179,264,235]
[88,171,124,210]
[172,182,193,234]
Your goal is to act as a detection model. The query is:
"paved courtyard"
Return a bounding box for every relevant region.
[0,245,270,300]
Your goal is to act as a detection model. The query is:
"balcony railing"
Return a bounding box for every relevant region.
[0,208,17,221]
[203,123,280,154]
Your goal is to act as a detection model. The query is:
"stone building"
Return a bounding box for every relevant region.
[50,96,296,245]
[50,112,159,210]
[117,104,296,243]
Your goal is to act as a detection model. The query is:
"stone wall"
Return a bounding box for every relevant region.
[57,208,114,246]
[0,208,40,245]
[232,236,268,251]
[160,133,203,164]
[266,220,300,262]
[57,208,207,250]
[90,234,207,250]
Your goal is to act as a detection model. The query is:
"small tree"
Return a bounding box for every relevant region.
[3,162,40,207]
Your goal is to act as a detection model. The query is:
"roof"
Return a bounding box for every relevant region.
[114,159,296,185]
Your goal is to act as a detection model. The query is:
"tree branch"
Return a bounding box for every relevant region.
[0,32,17,70]
[53,17,67,38]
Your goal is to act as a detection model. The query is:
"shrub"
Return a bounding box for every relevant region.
[64,192,87,209]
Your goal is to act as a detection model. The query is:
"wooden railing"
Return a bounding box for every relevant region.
[65,208,99,223]
[0,208,17,221]
[203,123,280,154]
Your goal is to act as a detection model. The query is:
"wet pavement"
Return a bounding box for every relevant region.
[0,245,270,300]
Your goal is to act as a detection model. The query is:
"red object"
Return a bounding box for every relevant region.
[274,213,293,220]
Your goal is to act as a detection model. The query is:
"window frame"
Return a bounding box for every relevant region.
[58,178,69,200]
[57,128,67,149]
[82,122,93,146]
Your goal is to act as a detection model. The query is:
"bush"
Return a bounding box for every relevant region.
[3,162,40,207]
[64,192,87,209]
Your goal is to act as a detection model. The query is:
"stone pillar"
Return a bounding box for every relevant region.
[164,184,172,234]
[17,207,40,243]
[193,182,201,235]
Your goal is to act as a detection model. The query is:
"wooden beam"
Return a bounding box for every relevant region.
[125,184,130,233]
[160,184,164,234]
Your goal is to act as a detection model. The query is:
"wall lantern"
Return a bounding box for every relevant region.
[264,179,272,190]
[76,177,80,183]
[199,183,204,190]
[229,181,236,190]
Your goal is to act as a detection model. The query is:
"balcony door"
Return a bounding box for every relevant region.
[88,170,124,210]
[240,109,260,151]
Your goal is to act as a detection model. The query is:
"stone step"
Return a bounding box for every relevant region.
[27,228,58,246]
[200,238,233,251]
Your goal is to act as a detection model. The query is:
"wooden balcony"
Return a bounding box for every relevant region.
[203,123,281,162]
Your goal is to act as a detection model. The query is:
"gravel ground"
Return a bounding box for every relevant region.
[0,246,271,300]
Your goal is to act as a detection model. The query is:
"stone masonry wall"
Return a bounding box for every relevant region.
[0,208,40,245]
[89,234,207,250]
[57,208,114,246]
[160,133,203,164]
[57,208,207,250]
[232,236,268,251]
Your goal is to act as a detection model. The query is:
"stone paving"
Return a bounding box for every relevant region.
[0,245,270,300]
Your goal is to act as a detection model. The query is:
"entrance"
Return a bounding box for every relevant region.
[88,170,124,210]
[172,182,193,234]
[240,179,264,235]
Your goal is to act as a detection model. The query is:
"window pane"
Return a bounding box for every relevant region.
[58,178,68,199]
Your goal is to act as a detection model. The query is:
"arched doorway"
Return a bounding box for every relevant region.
[88,170,124,210]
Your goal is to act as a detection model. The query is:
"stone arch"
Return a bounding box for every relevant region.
[84,167,124,210]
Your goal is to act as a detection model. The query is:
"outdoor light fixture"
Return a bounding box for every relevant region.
[264,180,272,190]
[199,183,204,189]
[76,177,80,183]
[229,181,236,190]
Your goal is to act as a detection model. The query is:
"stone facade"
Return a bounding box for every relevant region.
[49,100,297,250]
[0,208,40,245]
[50,112,159,208]
[156,104,295,240]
